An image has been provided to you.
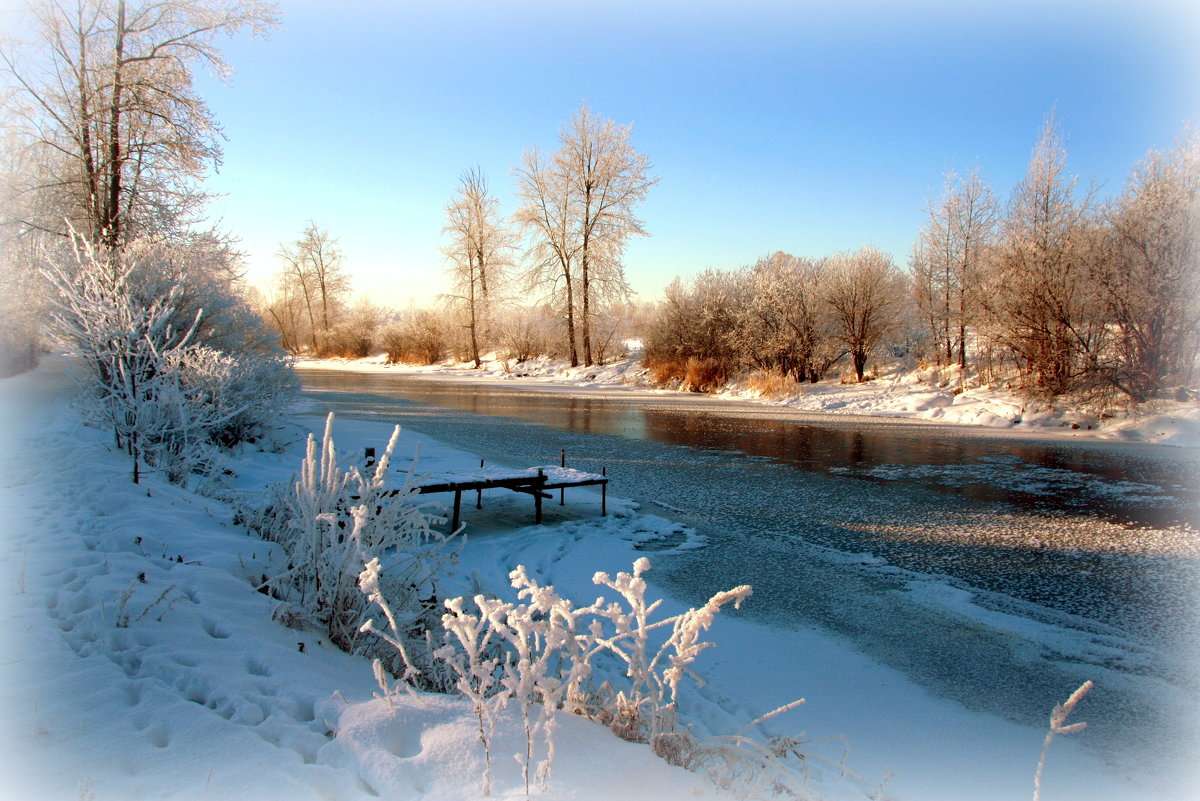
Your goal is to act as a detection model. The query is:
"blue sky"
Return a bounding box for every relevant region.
[189,0,1199,308]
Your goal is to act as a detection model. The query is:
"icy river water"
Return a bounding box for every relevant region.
[297,368,1199,779]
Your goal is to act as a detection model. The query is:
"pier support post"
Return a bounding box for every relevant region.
[601,466,607,516]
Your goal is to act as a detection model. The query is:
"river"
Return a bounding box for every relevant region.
[296,367,1199,783]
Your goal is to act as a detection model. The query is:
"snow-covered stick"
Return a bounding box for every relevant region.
[1033,680,1094,801]
[436,595,510,796]
[588,557,751,743]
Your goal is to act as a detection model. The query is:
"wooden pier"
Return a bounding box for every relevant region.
[408,458,608,531]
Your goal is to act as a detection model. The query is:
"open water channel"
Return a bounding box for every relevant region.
[298,368,1199,784]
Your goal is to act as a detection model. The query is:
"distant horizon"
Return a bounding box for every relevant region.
[9,0,1195,309]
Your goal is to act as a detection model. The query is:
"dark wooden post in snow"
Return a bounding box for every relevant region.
[601,466,607,516]
[535,469,545,524]
[559,448,566,506]
[477,458,484,509]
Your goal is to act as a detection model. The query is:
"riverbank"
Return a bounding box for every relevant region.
[297,352,1200,448]
[1,358,1190,800]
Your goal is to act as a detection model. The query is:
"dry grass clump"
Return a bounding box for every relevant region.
[682,357,730,392]
[645,354,687,386]
[746,370,802,399]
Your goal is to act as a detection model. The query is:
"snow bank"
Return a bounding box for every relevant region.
[0,361,724,801]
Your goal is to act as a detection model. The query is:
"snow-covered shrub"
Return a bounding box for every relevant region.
[425,558,755,797]
[41,233,296,483]
[430,595,512,796]
[170,345,297,448]
[251,414,455,667]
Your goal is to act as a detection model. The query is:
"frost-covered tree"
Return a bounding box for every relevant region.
[1096,130,1200,400]
[0,0,278,248]
[515,145,582,366]
[557,105,656,366]
[911,169,998,369]
[276,222,350,354]
[515,105,656,366]
[987,117,1103,396]
[741,252,839,383]
[443,167,516,367]
[824,245,904,382]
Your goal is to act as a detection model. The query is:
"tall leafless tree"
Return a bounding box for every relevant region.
[514,145,580,365]
[1,0,278,249]
[911,169,998,369]
[557,104,656,365]
[515,105,656,366]
[442,167,515,367]
[275,222,349,355]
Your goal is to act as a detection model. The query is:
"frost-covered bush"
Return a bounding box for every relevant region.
[251,414,455,664]
[381,310,448,365]
[171,345,297,448]
[407,558,759,797]
[42,233,296,483]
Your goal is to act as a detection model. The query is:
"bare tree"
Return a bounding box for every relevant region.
[557,104,656,365]
[515,105,656,366]
[824,245,904,382]
[1,0,278,249]
[911,169,999,369]
[1097,129,1200,400]
[987,116,1103,396]
[276,222,349,354]
[442,167,515,367]
[514,146,580,365]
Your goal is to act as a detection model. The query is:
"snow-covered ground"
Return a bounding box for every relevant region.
[1,358,1192,800]
[301,350,1200,448]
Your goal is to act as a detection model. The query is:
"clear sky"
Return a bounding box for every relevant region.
[187,0,1199,309]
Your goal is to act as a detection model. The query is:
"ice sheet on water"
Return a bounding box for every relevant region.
[896,575,1155,676]
[828,457,1182,508]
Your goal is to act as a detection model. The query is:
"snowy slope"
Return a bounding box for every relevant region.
[0,362,728,801]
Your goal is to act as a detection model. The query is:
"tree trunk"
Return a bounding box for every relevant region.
[104,0,127,249]
[564,272,578,367]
